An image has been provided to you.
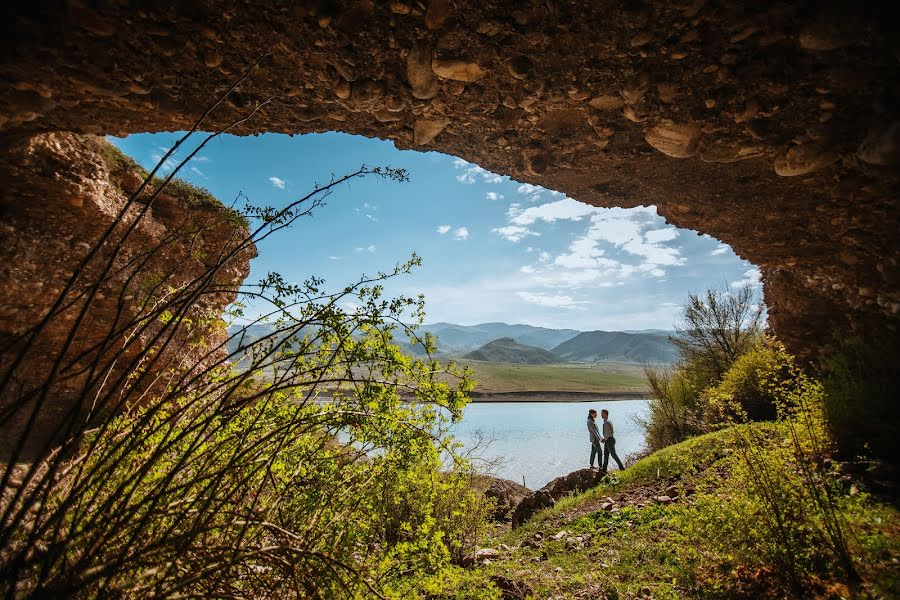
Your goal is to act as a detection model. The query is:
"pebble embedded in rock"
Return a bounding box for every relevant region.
[644,122,703,158]
[413,118,449,145]
[406,43,440,100]
[774,144,839,176]
[432,58,486,82]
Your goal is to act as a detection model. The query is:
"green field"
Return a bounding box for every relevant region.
[461,360,649,394]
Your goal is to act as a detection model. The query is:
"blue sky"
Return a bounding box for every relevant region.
[108,132,760,331]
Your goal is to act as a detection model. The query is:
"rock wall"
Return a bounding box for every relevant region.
[0,2,898,453]
[0,133,255,459]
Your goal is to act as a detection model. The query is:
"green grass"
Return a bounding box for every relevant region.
[435,424,900,599]
[463,361,649,394]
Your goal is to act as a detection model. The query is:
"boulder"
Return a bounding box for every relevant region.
[482,476,530,521]
[511,489,555,528]
[542,468,605,500]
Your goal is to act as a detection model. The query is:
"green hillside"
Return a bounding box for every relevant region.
[463,337,561,364]
[552,330,677,363]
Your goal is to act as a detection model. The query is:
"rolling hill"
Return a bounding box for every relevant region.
[551,330,676,364]
[463,337,561,364]
[418,322,580,353]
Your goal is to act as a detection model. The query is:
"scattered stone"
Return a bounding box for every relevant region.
[551,530,568,540]
[774,144,839,176]
[565,536,580,549]
[498,543,512,552]
[601,502,614,511]
[664,485,679,497]
[655,495,673,504]
[432,58,486,82]
[475,547,500,561]
[644,122,703,158]
[413,118,449,145]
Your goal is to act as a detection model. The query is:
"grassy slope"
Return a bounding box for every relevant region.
[464,361,649,394]
[427,425,900,599]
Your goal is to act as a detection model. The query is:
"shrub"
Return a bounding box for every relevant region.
[702,336,795,424]
[687,345,857,592]
[637,364,705,451]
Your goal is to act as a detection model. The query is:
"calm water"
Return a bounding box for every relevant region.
[450,400,650,489]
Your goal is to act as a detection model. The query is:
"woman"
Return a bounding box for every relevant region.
[587,409,603,469]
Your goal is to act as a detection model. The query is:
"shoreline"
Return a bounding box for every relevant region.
[467,390,649,402]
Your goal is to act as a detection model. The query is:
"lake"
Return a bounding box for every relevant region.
[450,400,650,489]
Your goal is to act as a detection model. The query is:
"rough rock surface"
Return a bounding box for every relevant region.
[0,2,899,452]
[0,134,255,459]
[481,475,531,521]
[512,489,555,529]
[513,468,606,527]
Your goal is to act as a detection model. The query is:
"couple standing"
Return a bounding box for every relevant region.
[587,408,625,471]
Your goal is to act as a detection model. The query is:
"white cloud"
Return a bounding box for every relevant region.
[192,156,211,163]
[711,243,730,256]
[328,255,341,260]
[436,225,452,234]
[516,291,587,310]
[732,267,761,288]
[520,265,535,274]
[452,158,506,184]
[492,225,540,243]
[495,203,687,288]
[190,166,205,177]
[150,151,178,173]
[453,227,470,240]
[354,245,377,253]
[365,214,379,223]
[516,183,545,202]
[269,176,286,189]
[485,191,504,201]
[509,198,599,226]
[644,228,679,244]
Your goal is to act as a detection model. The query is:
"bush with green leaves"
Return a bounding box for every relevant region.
[1,118,487,597]
[639,284,765,450]
[702,336,798,424]
[686,343,857,593]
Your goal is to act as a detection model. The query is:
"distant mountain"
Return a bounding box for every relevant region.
[551,331,676,364]
[419,322,580,353]
[464,337,561,364]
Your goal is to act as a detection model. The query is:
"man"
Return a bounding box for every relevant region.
[586,409,603,469]
[600,409,625,471]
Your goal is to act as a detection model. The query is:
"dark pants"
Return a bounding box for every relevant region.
[603,436,625,471]
[590,441,603,467]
